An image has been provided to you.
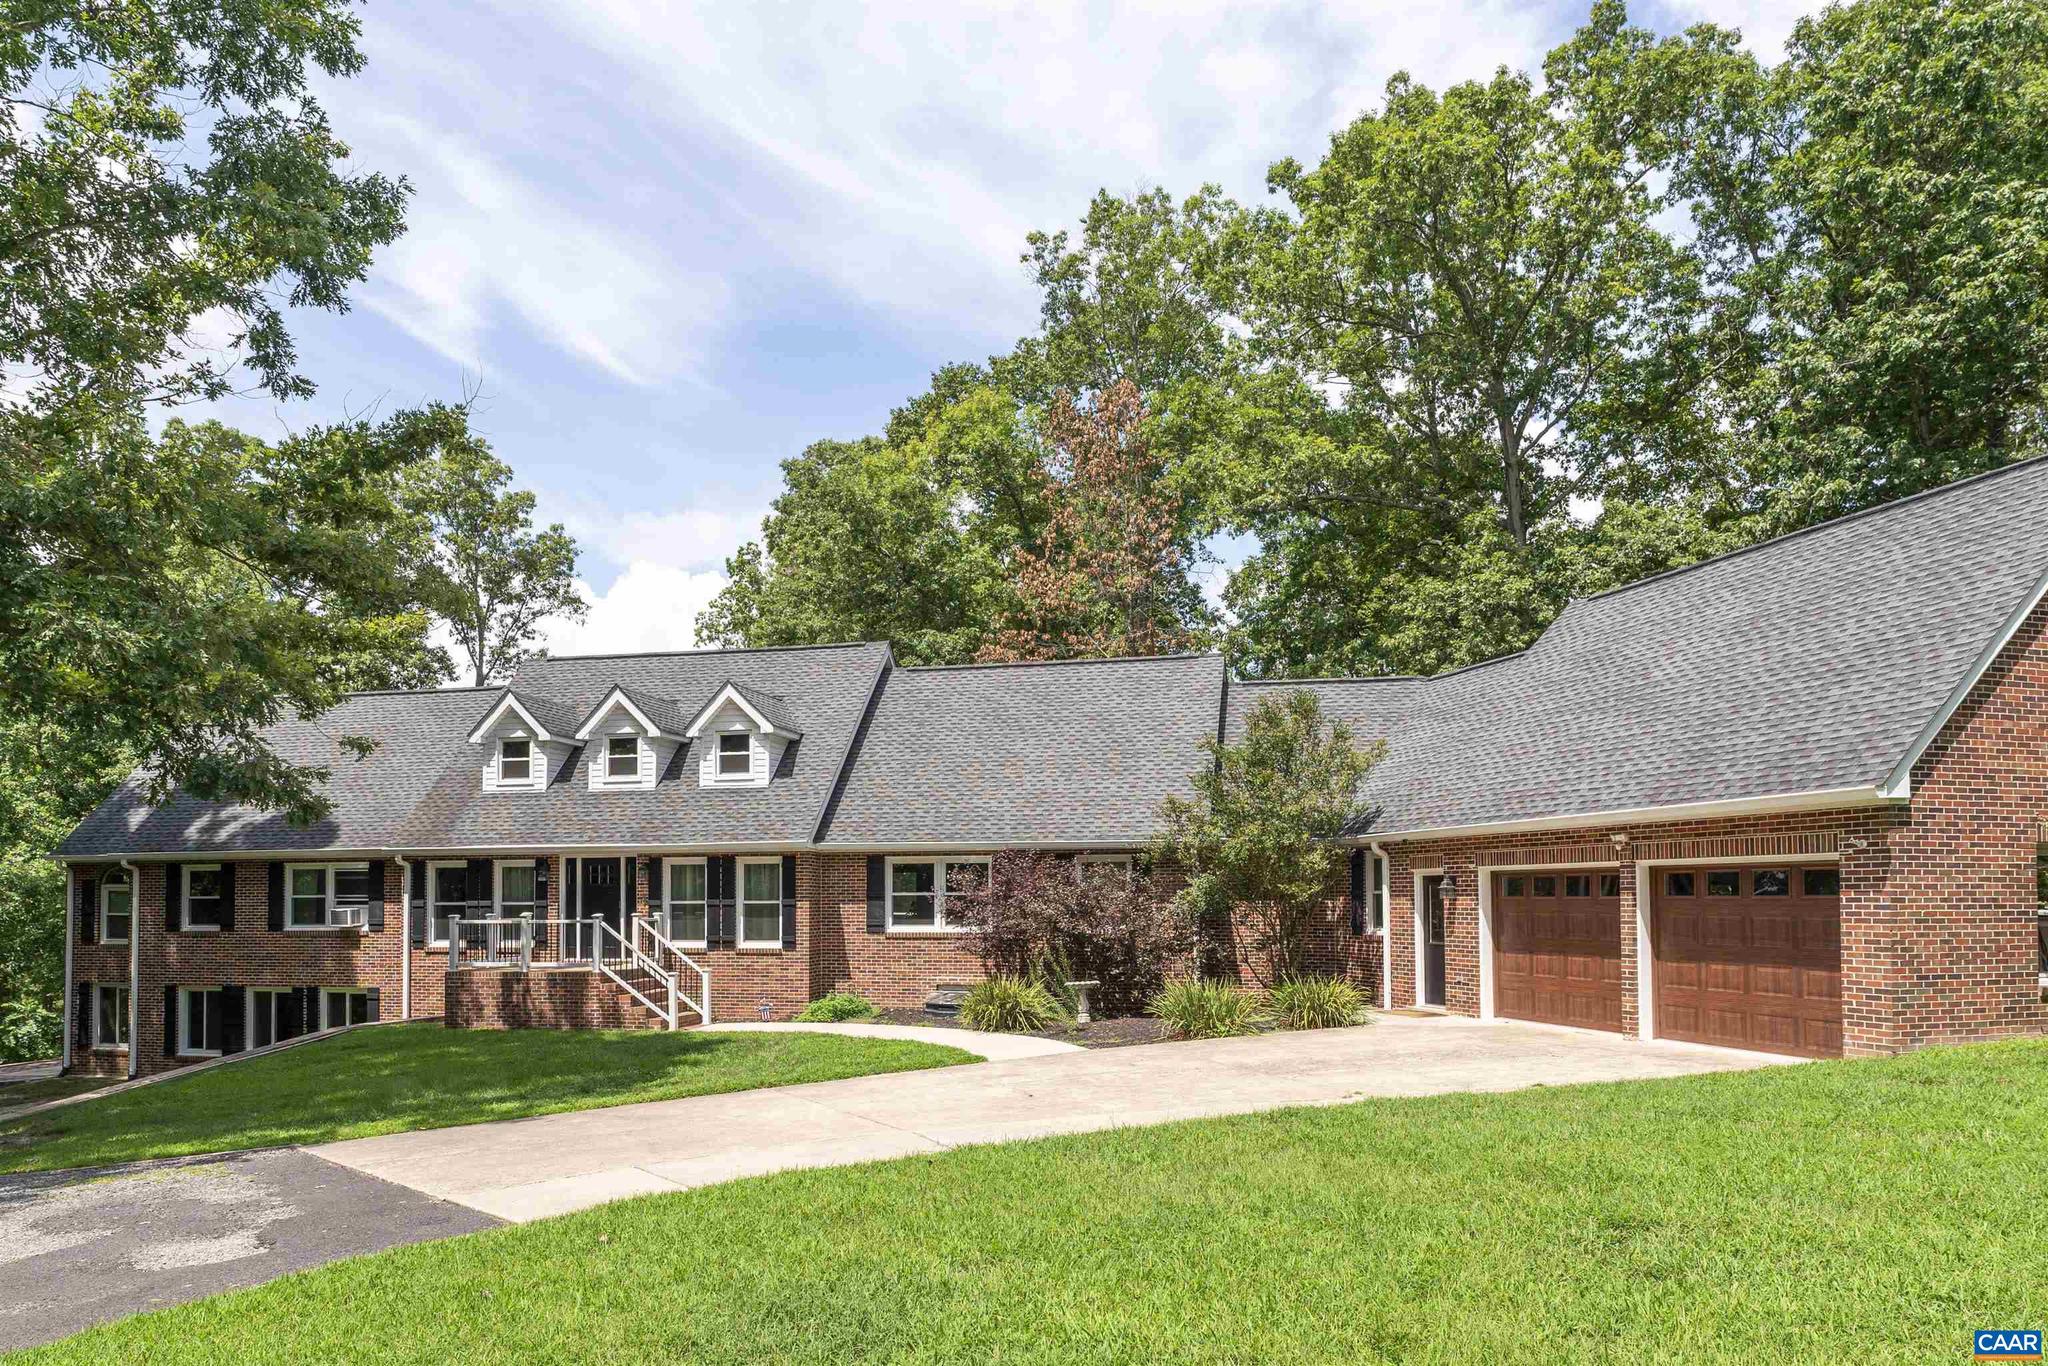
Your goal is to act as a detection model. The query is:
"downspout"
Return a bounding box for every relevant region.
[396,855,413,1021]
[1370,843,1391,1011]
[121,859,141,1080]
[60,864,73,1074]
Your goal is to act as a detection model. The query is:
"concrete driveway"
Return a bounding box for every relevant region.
[313,1016,1799,1223]
[0,1149,495,1352]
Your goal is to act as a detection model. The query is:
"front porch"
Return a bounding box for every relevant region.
[444,915,708,1031]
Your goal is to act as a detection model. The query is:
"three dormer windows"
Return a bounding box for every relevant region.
[499,738,533,783]
[606,736,640,779]
[717,732,751,777]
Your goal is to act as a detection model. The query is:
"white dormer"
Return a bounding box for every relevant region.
[572,686,680,791]
[683,682,802,790]
[467,691,576,792]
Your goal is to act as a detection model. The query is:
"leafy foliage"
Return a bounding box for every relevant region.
[1155,691,1379,984]
[957,975,1064,1034]
[793,993,881,1023]
[1147,978,1269,1039]
[1266,976,1370,1031]
[961,851,1194,1016]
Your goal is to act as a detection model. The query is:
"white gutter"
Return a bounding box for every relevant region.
[121,859,140,1079]
[1370,841,1391,1011]
[395,855,413,1021]
[1363,783,1893,845]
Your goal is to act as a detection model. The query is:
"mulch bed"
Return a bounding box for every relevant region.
[873,1007,1171,1050]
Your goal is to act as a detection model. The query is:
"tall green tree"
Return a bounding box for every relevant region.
[403,421,585,686]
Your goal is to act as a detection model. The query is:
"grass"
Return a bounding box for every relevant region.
[0,1075,109,1109]
[21,1040,2048,1365]
[0,1023,973,1175]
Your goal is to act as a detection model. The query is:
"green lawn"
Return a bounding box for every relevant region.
[0,1074,108,1110]
[22,1040,2048,1365]
[0,1023,973,1174]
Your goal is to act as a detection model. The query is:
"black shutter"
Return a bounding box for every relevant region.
[533,859,552,951]
[74,983,91,1047]
[1349,850,1365,936]
[268,862,286,931]
[217,863,236,931]
[163,985,177,1057]
[220,985,245,1054]
[367,859,386,931]
[76,872,97,946]
[865,855,886,933]
[780,855,798,949]
[712,855,737,948]
[366,986,382,1022]
[409,861,428,946]
[647,856,663,923]
[205,989,226,1055]
[164,862,182,931]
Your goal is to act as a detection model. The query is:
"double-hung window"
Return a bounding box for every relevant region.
[322,989,370,1030]
[605,736,640,781]
[738,858,782,947]
[665,858,708,946]
[183,865,224,930]
[249,989,295,1049]
[717,732,751,777]
[177,986,224,1057]
[100,873,132,944]
[1369,851,1389,933]
[498,737,533,785]
[288,864,371,929]
[429,863,468,946]
[886,857,988,932]
[498,861,539,918]
[93,983,129,1050]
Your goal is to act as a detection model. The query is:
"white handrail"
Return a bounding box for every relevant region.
[592,919,679,1029]
[634,917,712,1026]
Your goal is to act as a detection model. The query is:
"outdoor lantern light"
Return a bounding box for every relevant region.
[758,998,773,1022]
[1440,872,1457,899]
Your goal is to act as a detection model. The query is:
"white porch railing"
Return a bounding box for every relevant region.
[634,917,712,1025]
[591,919,680,1029]
[447,916,600,971]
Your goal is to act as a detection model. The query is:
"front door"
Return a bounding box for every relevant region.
[1422,875,1447,1007]
[575,857,622,956]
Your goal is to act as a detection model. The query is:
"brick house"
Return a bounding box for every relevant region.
[56,458,2048,1077]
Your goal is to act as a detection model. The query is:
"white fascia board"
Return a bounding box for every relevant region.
[1878,564,2048,800]
[574,687,665,741]
[465,693,554,744]
[684,683,777,738]
[1361,783,1894,845]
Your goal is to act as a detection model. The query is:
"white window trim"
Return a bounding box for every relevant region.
[1371,850,1389,935]
[321,988,369,1031]
[736,856,784,949]
[598,734,645,787]
[494,736,541,790]
[99,874,133,944]
[92,982,129,1051]
[712,730,756,782]
[285,862,372,932]
[495,859,541,918]
[176,986,222,1058]
[662,856,709,948]
[426,860,469,947]
[180,864,224,932]
[885,855,989,934]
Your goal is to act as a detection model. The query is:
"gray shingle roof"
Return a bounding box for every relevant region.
[488,689,582,740]
[56,457,2048,857]
[579,684,689,737]
[693,681,803,737]
[816,654,1227,846]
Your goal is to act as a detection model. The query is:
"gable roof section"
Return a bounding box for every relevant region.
[466,688,581,743]
[683,680,804,738]
[1355,455,2048,836]
[816,653,1227,847]
[59,687,502,856]
[572,684,689,740]
[391,642,887,850]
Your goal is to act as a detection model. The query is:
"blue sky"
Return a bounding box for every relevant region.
[206,0,1806,659]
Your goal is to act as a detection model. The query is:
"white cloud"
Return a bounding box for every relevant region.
[543,561,732,657]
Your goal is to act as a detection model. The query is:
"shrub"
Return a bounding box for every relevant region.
[962,851,1195,1016]
[1149,978,1269,1040]
[958,975,1064,1034]
[1266,975,1369,1031]
[792,992,880,1023]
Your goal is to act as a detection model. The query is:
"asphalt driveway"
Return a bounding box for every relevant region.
[312,1015,1800,1222]
[0,1149,495,1352]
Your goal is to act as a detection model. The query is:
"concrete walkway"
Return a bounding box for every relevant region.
[695,1020,1080,1060]
[313,1016,1798,1223]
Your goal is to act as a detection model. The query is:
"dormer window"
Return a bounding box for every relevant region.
[717,732,751,777]
[499,738,532,783]
[606,736,640,780]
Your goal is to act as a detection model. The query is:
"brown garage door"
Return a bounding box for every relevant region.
[1652,865,1841,1058]
[1493,870,1623,1032]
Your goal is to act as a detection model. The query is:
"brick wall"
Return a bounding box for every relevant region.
[807,853,985,1008]
[447,966,660,1030]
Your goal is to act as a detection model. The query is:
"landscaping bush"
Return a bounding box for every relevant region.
[1266,975,1369,1030]
[1149,978,1269,1039]
[963,851,1194,1016]
[793,992,880,1023]
[958,975,1064,1034]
